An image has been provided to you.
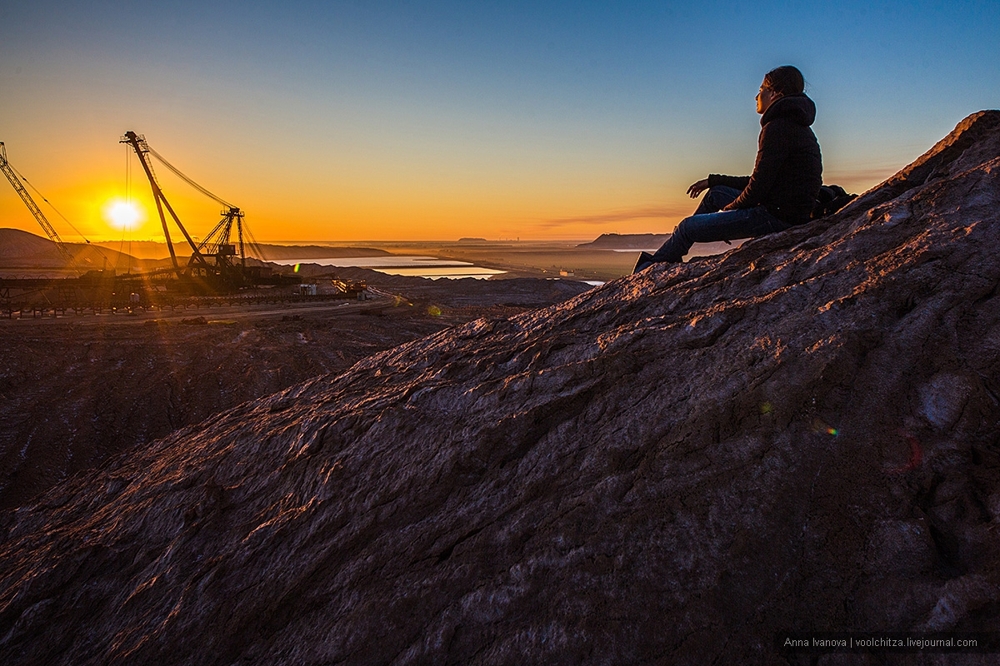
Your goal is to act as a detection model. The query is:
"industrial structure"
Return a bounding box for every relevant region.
[119,131,298,294]
[0,142,75,263]
[1,135,366,316]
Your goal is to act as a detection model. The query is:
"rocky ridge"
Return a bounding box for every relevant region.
[2,112,1000,664]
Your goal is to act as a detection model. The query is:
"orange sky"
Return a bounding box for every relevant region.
[0,126,906,245]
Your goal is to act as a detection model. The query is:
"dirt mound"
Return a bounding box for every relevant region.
[2,112,1000,664]
[0,228,63,266]
[0,228,158,274]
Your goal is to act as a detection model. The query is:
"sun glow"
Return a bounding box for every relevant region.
[105,200,143,230]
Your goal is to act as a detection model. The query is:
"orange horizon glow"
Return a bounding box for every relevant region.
[0,131,901,244]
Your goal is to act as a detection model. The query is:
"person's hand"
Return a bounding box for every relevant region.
[687,178,709,198]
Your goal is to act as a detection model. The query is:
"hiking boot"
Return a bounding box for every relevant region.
[633,251,654,274]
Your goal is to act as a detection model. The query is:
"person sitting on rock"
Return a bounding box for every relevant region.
[634,65,823,273]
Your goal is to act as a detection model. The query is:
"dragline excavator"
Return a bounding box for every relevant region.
[0,141,74,263]
[121,131,297,293]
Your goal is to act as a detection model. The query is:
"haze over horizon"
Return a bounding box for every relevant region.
[1,1,997,243]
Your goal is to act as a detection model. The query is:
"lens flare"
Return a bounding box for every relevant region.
[811,417,838,436]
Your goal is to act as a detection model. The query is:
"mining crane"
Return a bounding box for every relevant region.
[0,142,74,262]
[121,131,286,293]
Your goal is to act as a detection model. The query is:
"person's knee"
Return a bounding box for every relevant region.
[674,216,696,241]
[705,186,730,208]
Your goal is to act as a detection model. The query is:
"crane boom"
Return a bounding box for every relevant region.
[0,142,72,260]
[121,131,208,274]
[120,130,275,293]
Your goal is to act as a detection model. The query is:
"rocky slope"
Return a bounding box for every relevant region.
[0,276,589,511]
[2,111,1000,665]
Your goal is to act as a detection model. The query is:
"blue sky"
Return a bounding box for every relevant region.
[1,0,997,241]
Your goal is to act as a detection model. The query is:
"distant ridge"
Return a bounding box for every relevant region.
[88,240,391,261]
[0,228,57,261]
[577,232,669,249]
[0,228,366,271]
[0,228,134,271]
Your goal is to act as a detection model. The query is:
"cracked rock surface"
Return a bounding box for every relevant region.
[2,112,1000,665]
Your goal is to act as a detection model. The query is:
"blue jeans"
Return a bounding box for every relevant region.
[634,186,791,272]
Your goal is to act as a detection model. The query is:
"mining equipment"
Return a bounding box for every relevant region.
[120,131,299,295]
[1,141,120,313]
[0,135,385,317]
[1,142,111,278]
[0,142,76,264]
[332,278,369,300]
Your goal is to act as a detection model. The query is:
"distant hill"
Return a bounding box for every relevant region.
[0,228,58,262]
[577,233,670,249]
[87,240,180,261]
[252,244,391,260]
[90,240,392,261]
[0,228,382,273]
[0,228,150,272]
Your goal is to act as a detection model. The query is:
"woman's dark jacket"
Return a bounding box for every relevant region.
[708,94,823,225]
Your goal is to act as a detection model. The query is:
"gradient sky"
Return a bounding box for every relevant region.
[1,1,998,242]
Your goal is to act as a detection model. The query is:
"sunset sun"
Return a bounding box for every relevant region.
[105,200,142,230]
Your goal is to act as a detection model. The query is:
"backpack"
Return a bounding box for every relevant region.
[811,184,856,220]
